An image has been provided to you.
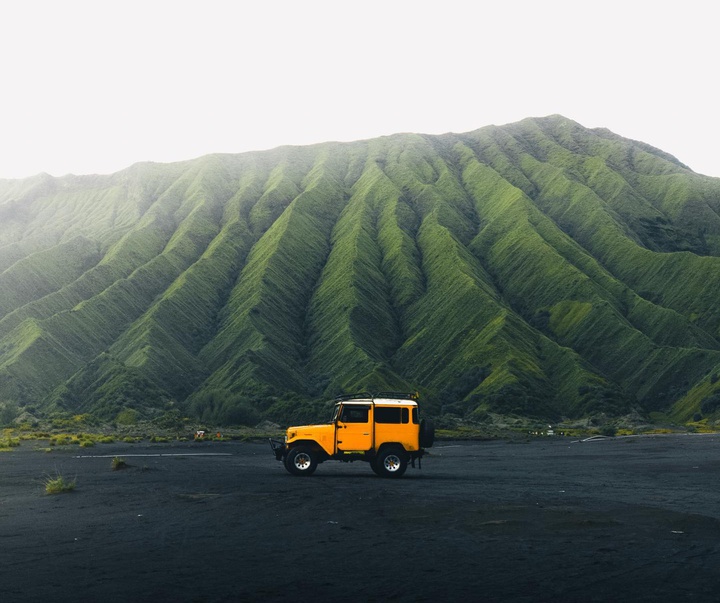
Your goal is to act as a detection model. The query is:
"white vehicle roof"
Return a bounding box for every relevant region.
[336,398,418,406]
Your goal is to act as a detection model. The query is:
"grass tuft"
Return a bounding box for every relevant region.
[111,456,128,471]
[0,436,20,451]
[44,472,76,494]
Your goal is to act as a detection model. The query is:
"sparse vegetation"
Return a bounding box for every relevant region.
[599,425,618,437]
[111,457,128,471]
[0,435,20,450]
[44,472,76,494]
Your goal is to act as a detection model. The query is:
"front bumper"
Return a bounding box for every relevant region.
[269,438,286,461]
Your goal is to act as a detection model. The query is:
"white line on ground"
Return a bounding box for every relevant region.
[73,453,233,458]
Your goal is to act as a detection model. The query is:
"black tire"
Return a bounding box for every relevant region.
[420,419,435,448]
[370,457,383,476]
[284,446,318,476]
[375,448,408,478]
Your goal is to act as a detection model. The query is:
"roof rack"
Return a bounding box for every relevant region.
[374,391,419,400]
[333,391,419,402]
[334,392,374,402]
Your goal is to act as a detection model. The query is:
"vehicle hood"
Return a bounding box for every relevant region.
[286,423,335,443]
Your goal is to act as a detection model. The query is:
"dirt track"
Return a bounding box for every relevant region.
[2,434,720,602]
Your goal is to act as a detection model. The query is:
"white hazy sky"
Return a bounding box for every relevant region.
[1,0,717,180]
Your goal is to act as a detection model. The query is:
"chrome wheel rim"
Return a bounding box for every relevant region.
[294,452,311,470]
[383,454,401,472]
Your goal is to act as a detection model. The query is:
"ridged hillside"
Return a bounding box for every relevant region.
[1,115,719,424]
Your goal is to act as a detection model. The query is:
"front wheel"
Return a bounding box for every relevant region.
[285,446,318,476]
[375,448,408,478]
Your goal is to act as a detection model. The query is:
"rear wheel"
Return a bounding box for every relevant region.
[375,448,408,478]
[285,446,318,476]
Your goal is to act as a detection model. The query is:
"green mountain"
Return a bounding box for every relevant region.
[1,115,720,425]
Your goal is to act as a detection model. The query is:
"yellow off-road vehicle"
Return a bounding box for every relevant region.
[270,392,435,478]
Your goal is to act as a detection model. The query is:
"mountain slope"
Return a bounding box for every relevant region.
[1,115,719,424]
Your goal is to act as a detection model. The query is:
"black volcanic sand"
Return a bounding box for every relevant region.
[3,435,720,602]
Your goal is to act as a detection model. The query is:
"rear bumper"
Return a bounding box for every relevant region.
[269,438,286,461]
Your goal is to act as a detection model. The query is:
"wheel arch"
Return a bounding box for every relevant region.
[375,442,409,457]
[288,440,328,461]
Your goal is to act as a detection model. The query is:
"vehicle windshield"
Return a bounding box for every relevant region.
[331,404,341,423]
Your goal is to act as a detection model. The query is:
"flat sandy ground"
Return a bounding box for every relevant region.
[2,434,720,602]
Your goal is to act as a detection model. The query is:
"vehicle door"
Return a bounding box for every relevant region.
[336,404,373,451]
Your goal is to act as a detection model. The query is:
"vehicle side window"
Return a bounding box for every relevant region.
[375,407,410,424]
[412,408,419,424]
[340,405,370,423]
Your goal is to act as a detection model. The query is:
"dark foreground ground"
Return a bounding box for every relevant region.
[2,434,720,602]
